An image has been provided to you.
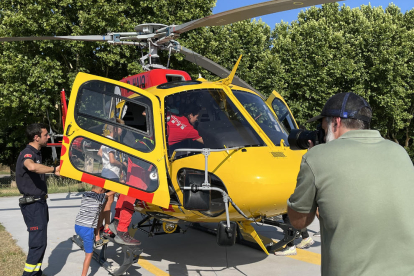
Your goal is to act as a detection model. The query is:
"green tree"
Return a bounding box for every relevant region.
[0,0,216,176]
[176,19,285,95]
[270,3,414,160]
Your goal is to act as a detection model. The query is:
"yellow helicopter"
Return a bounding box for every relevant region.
[1,0,336,263]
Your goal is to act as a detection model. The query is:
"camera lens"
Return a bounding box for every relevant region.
[288,129,317,150]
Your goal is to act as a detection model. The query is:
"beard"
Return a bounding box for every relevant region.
[325,122,336,142]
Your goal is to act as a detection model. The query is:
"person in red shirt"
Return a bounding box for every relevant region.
[108,110,155,245]
[167,105,203,146]
[109,153,151,245]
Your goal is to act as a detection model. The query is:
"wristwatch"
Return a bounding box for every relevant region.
[53,166,56,174]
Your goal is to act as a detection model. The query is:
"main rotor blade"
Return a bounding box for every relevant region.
[179,46,265,99]
[0,35,113,42]
[172,0,338,34]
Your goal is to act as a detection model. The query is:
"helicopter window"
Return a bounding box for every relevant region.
[271,98,298,133]
[75,80,155,153]
[166,74,186,82]
[232,91,289,147]
[157,80,201,89]
[69,137,159,193]
[165,89,264,158]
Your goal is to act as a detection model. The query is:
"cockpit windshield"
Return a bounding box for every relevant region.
[165,89,265,157]
[232,90,289,147]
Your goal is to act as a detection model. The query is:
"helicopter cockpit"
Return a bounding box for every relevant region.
[165,88,289,159]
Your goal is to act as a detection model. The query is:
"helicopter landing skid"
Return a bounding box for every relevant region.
[190,219,298,255]
[71,234,142,276]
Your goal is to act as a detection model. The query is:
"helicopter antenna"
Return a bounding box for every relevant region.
[218,55,243,86]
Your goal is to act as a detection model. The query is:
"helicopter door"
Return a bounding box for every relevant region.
[60,72,169,208]
[266,90,298,133]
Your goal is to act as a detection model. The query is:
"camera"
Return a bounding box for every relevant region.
[288,125,325,150]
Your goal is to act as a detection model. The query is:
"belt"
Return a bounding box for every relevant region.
[33,194,48,200]
[19,194,48,205]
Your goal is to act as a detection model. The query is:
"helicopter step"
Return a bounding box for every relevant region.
[71,232,142,276]
[191,218,299,255]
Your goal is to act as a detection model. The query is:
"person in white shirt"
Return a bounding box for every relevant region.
[96,119,126,240]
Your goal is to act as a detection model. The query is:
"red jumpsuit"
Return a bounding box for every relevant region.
[114,156,151,232]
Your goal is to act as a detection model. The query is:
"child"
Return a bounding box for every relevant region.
[75,185,115,276]
[96,119,126,240]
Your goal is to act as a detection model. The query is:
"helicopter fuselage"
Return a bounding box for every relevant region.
[127,77,305,223]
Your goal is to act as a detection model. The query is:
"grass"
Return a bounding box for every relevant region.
[0,176,92,197]
[0,223,26,276]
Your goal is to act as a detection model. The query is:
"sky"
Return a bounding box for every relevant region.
[213,0,413,28]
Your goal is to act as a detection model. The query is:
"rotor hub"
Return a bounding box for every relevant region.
[134,23,167,34]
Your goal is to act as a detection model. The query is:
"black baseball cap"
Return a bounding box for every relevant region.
[307,92,372,123]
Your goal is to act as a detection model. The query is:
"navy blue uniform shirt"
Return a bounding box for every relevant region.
[16,145,47,197]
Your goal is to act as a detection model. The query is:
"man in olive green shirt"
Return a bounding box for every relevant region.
[287,92,414,275]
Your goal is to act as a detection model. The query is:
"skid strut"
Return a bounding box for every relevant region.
[72,234,142,276]
[261,218,299,252]
[191,219,299,254]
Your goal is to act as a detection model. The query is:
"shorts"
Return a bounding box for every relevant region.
[75,225,94,253]
[101,169,119,180]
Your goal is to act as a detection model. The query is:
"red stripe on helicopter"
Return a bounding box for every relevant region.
[61,144,67,156]
[63,136,69,144]
[127,187,154,203]
[161,205,175,212]
[81,173,105,188]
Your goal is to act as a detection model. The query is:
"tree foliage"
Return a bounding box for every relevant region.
[1,1,414,168]
[270,3,414,158]
[0,0,215,170]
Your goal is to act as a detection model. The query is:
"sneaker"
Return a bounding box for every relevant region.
[314,231,321,237]
[275,245,297,256]
[94,239,108,248]
[114,231,141,246]
[296,237,315,249]
[109,219,119,236]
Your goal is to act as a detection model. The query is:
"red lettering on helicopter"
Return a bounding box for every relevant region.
[127,75,146,89]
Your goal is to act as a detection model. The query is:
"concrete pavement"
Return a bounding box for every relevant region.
[0,193,322,276]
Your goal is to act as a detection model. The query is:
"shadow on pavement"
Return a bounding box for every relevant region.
[44,238,103,276]
[43,238,76,276]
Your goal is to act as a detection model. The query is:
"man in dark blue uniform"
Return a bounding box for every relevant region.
[16,123,60,276]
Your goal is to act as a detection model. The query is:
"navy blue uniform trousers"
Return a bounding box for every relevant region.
[20,200,49,276]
